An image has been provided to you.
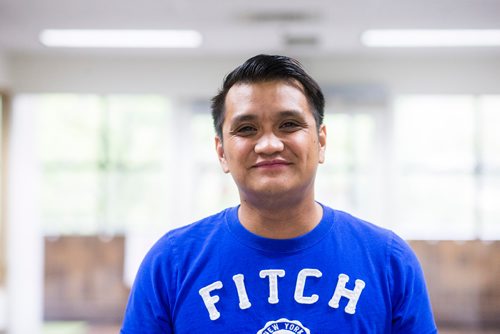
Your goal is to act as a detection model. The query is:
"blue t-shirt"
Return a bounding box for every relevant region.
[121,204,437,333]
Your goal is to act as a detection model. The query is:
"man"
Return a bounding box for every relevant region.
[121,54,437,333]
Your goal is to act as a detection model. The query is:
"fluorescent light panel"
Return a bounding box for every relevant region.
[361,29,500,47]
[40,29,202,48]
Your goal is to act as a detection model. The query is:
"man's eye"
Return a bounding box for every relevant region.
[235,125,257,135]
[280,121,301,130]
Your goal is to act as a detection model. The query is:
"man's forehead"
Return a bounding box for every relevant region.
[224,80,308,109]
[228,78,306,94]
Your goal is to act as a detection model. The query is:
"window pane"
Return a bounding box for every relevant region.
[189,113,239,220]
[103,171,170,233]
[392,173,475,239]
[105,95,172,233]
[394,96,475,171]
[480,175,500,239]
[36,94,102,164]
[41,171,99,234]
[479,96,500,170]
[191,113,219,163]
[317,113,380,222]
[35,94,102,234]
[478,96,500,239]
[107,95,170,166]
[32,94,172,235]
[394,96,476,239]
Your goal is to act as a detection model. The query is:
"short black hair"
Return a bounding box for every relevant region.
[211,54,325,139]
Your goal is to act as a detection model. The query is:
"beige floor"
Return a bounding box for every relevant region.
[43,323,119,334]
[45,323,500,334]
[440,330,500,334]
[441,331,500,334]
[87,325,121,334]
[91,325,500,334]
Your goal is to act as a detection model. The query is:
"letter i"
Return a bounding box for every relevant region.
[233,274,252,309]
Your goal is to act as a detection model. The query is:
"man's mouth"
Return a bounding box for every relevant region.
[253,159,291,168]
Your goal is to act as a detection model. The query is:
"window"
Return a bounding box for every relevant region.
[187,112,239,220]
[314,85,392,230]
[393,95,500,239]
[317,112,381,221]
[24,94,173,235]
[478,96,500,239]
[13,93,500,240]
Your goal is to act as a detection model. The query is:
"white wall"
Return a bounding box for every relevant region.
[0,51,8,333]
[5,97,43,334]
[8,53,500,96]
[9,54,242,97]
[307,55,500,95]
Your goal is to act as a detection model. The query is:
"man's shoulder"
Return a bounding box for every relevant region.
[170,207,231,238]
[147,207,233,257]
[323,205,410,261]
[328,206,393,240]
[327,207,420,267]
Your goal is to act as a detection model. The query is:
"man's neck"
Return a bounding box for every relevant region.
[237,197,323,239]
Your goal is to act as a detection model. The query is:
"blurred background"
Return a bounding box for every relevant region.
[0,0,499,333]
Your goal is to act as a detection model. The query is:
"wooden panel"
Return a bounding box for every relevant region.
[410,240,500,329]
[44,236,130,323]
[43,236,500,328]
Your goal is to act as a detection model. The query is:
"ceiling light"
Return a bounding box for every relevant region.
[361,29,500,47]
[39,29,203,48]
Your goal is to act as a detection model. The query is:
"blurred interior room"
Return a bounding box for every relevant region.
[0,0,500,333]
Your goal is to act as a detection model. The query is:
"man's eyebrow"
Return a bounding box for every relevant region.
[277,110,306,119]
[229,114,258,125]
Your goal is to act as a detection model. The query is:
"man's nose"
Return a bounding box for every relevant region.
[254,132,284,155]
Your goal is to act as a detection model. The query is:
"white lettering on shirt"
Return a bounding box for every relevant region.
[198,281,223,320]
[294,268,322,304]
[233,274,252,309]
[198,269,366,320]
[259,269,285,304]
[328,273,366,314]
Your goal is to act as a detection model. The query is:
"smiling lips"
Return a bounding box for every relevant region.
[252,159,292,169]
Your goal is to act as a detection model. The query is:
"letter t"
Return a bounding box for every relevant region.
[259,269,285,304]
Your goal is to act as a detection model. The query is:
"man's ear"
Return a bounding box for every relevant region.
[215,136,230,173]
[318,124,327,164]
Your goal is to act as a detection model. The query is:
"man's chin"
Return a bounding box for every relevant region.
[242,185,306,204]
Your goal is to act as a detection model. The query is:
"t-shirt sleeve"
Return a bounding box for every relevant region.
[389,233,438,334]
[120,235,175,334]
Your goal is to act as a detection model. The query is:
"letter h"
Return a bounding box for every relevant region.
[328,273,366,314]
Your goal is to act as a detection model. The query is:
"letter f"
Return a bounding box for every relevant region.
[199,281,223,320]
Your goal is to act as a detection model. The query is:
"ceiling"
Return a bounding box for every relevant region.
[1,0,500,58]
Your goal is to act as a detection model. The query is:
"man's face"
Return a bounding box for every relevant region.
[215,80,326,203]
